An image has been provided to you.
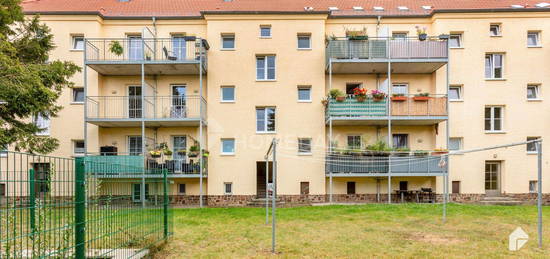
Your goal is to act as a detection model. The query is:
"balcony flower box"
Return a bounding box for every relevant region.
[413,96,430,101]
[149,150,161,158]
[335,96,346,102]
[431,150,448,156]
[353,87,368,102]
[391,96,407,102]
[371,89,386,102]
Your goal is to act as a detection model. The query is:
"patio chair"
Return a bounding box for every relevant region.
[163,46,177,61]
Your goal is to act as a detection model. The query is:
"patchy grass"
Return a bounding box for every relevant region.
[155,204,550,258]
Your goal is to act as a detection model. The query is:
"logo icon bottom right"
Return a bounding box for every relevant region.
[509,227,529,251]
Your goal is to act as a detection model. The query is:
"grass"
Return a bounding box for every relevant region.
[155,204,550,258]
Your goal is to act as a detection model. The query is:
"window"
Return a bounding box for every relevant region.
[449,33,462,48]
[298,138,312,154]
[256,55,276,80]
[221,34,235,49]
[527,31,540,47]
[0,183,5,197]
[128,136,142,155]
[73,140,85,156]
[72,35,84,50]
[221,86,235,102]
[490,24,501,36]
[0,144,7,157]
[527,137,541,153]
[224,182,233,195]
[34,113,50,136]
[346,83,361,95]
[297,34,311,49]
[484,106,503,132]
[392,134,409,149]
[132,183,149,202]
[260,25,271,37]
[392,83,408,95]
[347,135,361,149]
[449,138,463,151]
[452,181,461,194]
[179,183,186,194]
[33,163,51,196]
[72,88,84,103]
[347,182,356,194]
[300,182,310,195]
[399,181,408,191]
[256,107,276,133]
[297,86,311,102]
[485,54,504,79]
[392,32,408,39]
[527,85,540,100]
[530,181,538,193]
[449,86,462,100]
[127,35,143,60]
[221,139,235,155]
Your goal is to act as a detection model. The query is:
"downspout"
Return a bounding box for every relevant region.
[152,17,157,37]
[376,16,381,36]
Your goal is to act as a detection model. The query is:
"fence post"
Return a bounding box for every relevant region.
[75,157,86,259]
[163,168,169,239]
[28,168,36,232]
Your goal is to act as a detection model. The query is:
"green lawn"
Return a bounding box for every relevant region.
[155,204,550,258]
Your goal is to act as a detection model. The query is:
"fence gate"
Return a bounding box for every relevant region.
[0,151,172,258]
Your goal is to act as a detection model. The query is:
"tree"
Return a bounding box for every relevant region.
[0,0,80,153]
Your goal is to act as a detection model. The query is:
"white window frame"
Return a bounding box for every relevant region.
[221,138,235,155]
[449,85,463,101]
[256,107,276,133]
[484,106,504,133]
[391,83,409,95]
[73,140,85,156]
[127,136,142,156]
[220,86,235,103]
[527,84,540,100]
[490,24,501,36]
[449,137,463,151]
[224,182,233,195]
[260,25,271,38]
[34,113,50,136]
[485,54,504,79]
[347,135,362,149]
[72,87,84,103]
[297,86,312,102]
[297,34,311,49]
[449,33,463,48]
[71,35,84,50]
[529,180,538,193]
[256,55,276,81]
[221,33,235,50]
[527,31,541,47]
[0,144,7,158]
[527,137,541,154]
[298,138,312,155]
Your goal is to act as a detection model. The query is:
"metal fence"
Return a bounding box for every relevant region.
[86,95,206,121]
[0,151,171,258]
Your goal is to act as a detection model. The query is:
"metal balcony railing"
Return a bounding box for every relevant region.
[86,95,206,121]
[325,94,447,119]
[326,153,448,174]
[326,36,448,62]
[85,37,209,65]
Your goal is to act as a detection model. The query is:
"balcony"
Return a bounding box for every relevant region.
[86,95,206,127]
[326,153,448,177]
[326,37,448,74]
[84,154,207,178]
[326,95,447,125]
[85,37,209,75]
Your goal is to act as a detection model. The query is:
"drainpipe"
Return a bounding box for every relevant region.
[152,17,157,37]
[376,16,381,36]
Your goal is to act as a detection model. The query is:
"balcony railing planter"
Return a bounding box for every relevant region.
[371,90,387,102]
[391,94,407,102]
[416,26,428,41]
[149,150,162,158]
[176,149,187,156]
[188,145,200,157]
[413,93,430,101]
[431,149,449,156]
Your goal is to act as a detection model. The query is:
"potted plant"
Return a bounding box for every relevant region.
[431,148,448,156]
[413,93,430,101]
[202,150,210,157]
[145,52,152,61]
[177,149,187,156]
[415,26,428,41]
[391,93,407,102]
[188,145,200,157]
[370,89,386,102]
[329,89,346,102]
[353,87,367,102]
[413,150,429,157]
[345,27,368,40]
[149,150,161,158]
[109,40,124,56]
[163,148,172,156]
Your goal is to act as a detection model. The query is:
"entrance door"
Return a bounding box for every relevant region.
[128,86,142,118]
[171,85,186,118]
[256,162,273,198]
[485,162,501,196]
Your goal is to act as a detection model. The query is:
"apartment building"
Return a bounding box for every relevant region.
[18,0,550,206]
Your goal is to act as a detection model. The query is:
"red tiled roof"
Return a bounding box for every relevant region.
[21,0,550,18]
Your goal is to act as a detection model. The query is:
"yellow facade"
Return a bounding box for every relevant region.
[28,10,550,204]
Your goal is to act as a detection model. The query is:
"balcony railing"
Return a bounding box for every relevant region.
[85,37,209,64]
[326,153,448,175]
[326,36,448,61]
[326,94,447,119]
[86,95,206,121]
